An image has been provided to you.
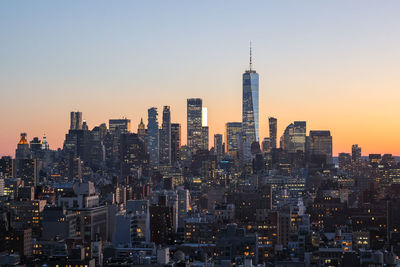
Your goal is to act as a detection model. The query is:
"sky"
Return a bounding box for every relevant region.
[1,1,400,157]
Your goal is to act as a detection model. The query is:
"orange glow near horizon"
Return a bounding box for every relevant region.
[1,2,400,158]
[1,81,400,158]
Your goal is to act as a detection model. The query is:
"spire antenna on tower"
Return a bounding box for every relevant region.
[249,41,253,71]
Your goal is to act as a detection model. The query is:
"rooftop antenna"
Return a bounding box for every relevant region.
[249,41,252,71]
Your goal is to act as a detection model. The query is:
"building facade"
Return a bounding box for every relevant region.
[269,117,277,149]
[187,98,202,152]
[159,106,171,166]
[147,107,159,167]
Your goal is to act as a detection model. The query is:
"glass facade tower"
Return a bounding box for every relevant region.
[171,123,181,165]
[187,98,203,151]
[242,70,259,144]
[159,106,171,166]
[147,107,159,167]
[242,48,259,164]
[308,130,333,164]
[269,117,277,149]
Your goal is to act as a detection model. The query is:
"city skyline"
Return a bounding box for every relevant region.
[2,2,400,265]
[1,1,400,156]
[1,87,399,157]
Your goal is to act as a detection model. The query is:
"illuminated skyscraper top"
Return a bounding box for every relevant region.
[70,111,83,130]
[187,98,203,151]
[242,43,259,161]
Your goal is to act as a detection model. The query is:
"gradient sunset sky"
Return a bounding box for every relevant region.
[1,1,400,157]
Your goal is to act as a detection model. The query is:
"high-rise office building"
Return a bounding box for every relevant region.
[120,133,147,178]
[338,153,352,171]
[82,120,89,131]
[14,134,38,186]
[70,111,83,130]
[126,200,151,244]
[242,46,259,162]
[30,137,42,158]
[187,98,203,151]
[149,196,174,245]
[159,106,171,166]
[307,130,333,164]
[147,107,159,167]
[214,134,223,158]
[262,137,271,152]
[16,133,31,159]
[109,119,131,134]
[200,106,209,150]
[63,128,90,162]
[0,156,13,178]
[177,189,190,229]
[89,124,106,169]
[281,121,306,153]
[171,123,181,166]
[269,117,277,149]
[41,135,49,150]
[352,144,362,164]
[225,122,242,156]
[201,127,209,151]
[137,118,146,142]
[202,107,208,127]
[68,156,82,180]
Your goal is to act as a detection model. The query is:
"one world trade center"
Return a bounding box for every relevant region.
[242,44,259,163]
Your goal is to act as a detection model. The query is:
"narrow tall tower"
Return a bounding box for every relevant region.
[160,106,171,166]
[242,43,259,162]
[147,107,159,167]
[70,111,83,130]
[268,117,277,149]
[187,98,202,151]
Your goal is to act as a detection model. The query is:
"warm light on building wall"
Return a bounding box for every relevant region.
[202,107,207,127]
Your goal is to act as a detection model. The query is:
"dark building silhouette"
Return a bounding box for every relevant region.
[149,196,174,245]
[268,117,277,149]
[171,123,181,166]
[159,106,172,166]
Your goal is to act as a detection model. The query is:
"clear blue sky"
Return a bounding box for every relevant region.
[1,1,400,156]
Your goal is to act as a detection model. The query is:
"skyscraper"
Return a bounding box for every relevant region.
[307,130,333,164]
[120,133,147,178]
[0,156,13,178]
[159,106,171,166]
[242,46,259,162]
[214,134,223,159]
[338,153,352,171]
[281,121,306,153]
[70,111,83,130]
[29,137,42,158]
[202,107,208,128]
[201,107,209,150]
[268,117,277,149]
[63,126,90,162]
[15,133,31,159]
[352,144,362,164]
[225,122,242,156]
[187,98,202,151]
[14,133,37,187]
[261,137,271,152]
[171,123,181,166]
[147,107,159,167]
[109,119,131,134]
[137,118,146,142]
[201,126,209,151]
[41,135,49,150]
